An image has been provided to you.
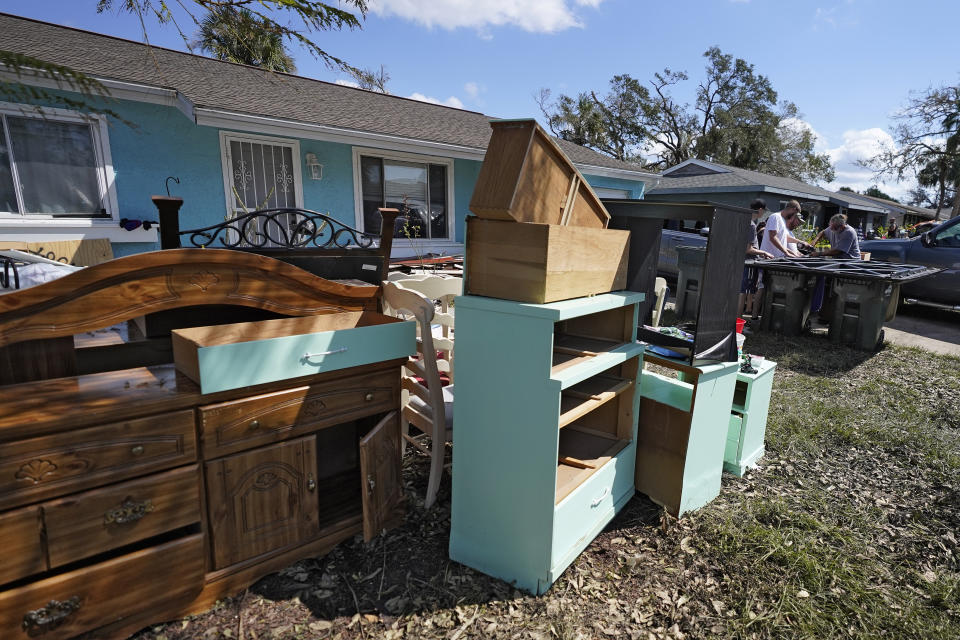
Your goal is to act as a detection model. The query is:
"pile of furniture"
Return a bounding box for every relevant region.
[0,249,413,639]
[450,119,645,594]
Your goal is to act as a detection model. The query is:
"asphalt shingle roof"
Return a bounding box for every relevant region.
[649,160,889,212]
[1,12,650,175]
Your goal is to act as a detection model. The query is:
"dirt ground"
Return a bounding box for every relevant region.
[132,330,960,640]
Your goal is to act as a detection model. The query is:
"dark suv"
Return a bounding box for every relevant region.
[860,215,960,309]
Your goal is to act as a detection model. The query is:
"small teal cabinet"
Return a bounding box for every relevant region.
[635,354,739,517]
[724,358,777,476]
[449,292,644,594]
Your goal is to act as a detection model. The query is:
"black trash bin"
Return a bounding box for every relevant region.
[828,278,901,350]
[758,268,814,336]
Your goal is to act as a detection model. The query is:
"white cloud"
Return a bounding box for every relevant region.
[368,0,606,33]
[823,127,912,200]
[408,92,465,109]
[464,81,481,98]
[335,78,361,88]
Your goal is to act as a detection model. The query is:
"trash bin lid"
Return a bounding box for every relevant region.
[746,257,940,283]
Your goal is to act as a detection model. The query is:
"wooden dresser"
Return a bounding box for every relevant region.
[0,249,410,639]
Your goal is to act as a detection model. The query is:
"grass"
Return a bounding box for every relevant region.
[135,329,960,640]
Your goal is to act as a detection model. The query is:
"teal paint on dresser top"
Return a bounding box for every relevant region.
[191,319,416,394]
[450,292,643,594]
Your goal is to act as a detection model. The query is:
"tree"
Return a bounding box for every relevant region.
[196,7,296,72]
[1,1,368,113]
[349,64,390,93]
[863,83,960,216]
[538,47,835,183]
[863,185,898,202]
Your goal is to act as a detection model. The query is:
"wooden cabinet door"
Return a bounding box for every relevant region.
[359,411,404,541]
[205,437,320,569]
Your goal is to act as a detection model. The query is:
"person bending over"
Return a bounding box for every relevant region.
[810,213,861,259]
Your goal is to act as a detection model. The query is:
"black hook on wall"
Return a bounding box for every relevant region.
[165,176,181,197]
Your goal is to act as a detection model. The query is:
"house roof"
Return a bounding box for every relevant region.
[0,12,655,179]
[648,159,890,213]
[844,192,940,221]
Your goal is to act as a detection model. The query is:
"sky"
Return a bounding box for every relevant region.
[3,0,959,201]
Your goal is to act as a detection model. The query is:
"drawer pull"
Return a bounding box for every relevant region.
[249,419,261,430]
[22,596,81,635]
[590,487,610,507]
[364,392,375,402]
[104,497,155,525]
[130,445,145,456]
[307,473,316,492]
[302,347,348,361]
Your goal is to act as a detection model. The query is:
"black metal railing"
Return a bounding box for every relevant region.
[175,208,380,250]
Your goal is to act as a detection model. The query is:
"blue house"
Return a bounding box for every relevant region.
[0,13,657,258]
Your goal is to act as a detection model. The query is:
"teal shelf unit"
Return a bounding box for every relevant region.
[724,358,777,476]
[449,291,644,595]
[635,353,739,517]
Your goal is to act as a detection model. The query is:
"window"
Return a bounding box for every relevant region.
[0,104,114,218]
[357,152,451,240]
[221,133,302,215]
[934,219,960,248]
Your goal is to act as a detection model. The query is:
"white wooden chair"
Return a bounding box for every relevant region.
[384,274,460,382]
[382,281,454,509]
[651,277,669,328]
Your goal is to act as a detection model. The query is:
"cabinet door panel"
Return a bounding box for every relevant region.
[206,437,320,569]
[359,411,404,541]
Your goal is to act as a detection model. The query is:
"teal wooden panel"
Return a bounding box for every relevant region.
[455,291,644,321]
[553,342,645,390]
[639,371,693,412]
[677,362,739,516]
[193,320,416,394]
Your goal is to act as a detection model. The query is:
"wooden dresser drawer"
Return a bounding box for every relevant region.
[0,506,45,585]
[0,533,203,640]
[44,465,201,568]
[199,369,398,458]
[0,410,196,512]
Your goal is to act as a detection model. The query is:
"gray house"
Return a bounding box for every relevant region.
[645,159,890,233]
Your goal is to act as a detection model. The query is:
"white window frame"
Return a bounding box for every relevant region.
[351,147,456,244]
[0,101,120,225]
[218,131,304,219]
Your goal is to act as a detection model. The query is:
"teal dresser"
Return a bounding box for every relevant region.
[449,292,644,594]
[635,354,739,517]
[724,358,777,476]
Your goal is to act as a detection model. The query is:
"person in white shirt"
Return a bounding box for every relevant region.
[759,200,806,257]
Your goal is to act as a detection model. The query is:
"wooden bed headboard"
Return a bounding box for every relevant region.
[0,248,380,384]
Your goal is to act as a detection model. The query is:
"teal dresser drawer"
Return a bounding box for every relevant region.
[551,443,634,571]
[173,312,416,394]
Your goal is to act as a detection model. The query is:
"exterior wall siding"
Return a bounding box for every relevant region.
[6,88,650,257]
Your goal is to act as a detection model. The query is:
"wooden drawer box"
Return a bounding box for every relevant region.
[0,534,203,640]
[465,218,629,304]
[199,368,398,458]
[44,465,201,568]
[469,119,610,228]
[0,410,196,512]
[172,312,415,394]
[0,506,45,585]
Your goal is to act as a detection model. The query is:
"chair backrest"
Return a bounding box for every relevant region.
[651,277,668,328]
[381,281,446,431]
[387,275,461,377]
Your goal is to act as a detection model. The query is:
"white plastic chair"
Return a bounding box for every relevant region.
[382,281,454,508]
